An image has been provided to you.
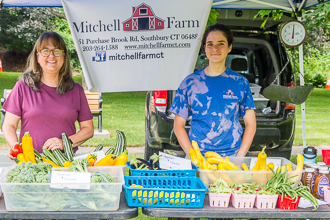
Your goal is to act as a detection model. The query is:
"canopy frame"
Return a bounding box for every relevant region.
[212,0,294,12]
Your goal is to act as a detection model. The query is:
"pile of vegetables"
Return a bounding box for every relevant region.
[189,140,241,171]
[4,131,128,211]
[130,153,162,170]
[209,177,233,194]
[264,165,319,210]
[129,150,177,170]
[14,130,128,168]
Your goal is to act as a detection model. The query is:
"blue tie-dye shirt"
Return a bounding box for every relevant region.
[170,68,255,157]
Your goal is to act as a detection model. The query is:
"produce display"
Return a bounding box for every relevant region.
[0,130,128,212]
[2,130,327,212]
[2,160,121,211]
[189,141,303,186]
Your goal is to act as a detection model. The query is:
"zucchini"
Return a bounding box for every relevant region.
[53,149,69,167]
[114,130,127,157]
[62,133,74,162]
[34,149,42,160]
[105,147,115,155]
[42,147,61,166]
[14,158,20,164]
[94,144,103,152]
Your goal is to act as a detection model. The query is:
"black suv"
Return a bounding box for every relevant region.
[145,10,295,160]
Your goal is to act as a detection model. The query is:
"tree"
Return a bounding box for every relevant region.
[0,7,56,52]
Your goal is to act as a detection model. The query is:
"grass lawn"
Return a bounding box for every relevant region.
[0,72,329,148]
[294,88,330,146]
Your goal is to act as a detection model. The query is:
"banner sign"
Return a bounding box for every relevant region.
[62,0,212,92]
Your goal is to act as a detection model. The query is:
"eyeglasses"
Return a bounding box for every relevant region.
[37,49,64,57]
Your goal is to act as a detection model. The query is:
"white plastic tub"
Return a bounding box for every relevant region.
[198,157,302,187]
[0,166,124,212]
[249,83,261,97]
[0,153,16,197]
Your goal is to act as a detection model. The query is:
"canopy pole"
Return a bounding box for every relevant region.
[246,0,293,11]
[298,17,307,148]
[298,0,308,12]
[287,0,296,12]
[212,0,240,6]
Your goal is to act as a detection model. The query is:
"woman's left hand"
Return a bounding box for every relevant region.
[44,137,63,151]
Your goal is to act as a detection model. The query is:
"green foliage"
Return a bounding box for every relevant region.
[206,9,219,27]
[254,10,283,28]
[0,7,56,52]
[289,49,330,88]
[53,9,81,72]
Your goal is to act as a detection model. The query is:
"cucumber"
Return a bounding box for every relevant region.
[114,130,127,157]
[94,144,103,152]
[34,149,42,160]
[62,133,74,162]
[42,147,61,166]
[105,147,115,155]
[53,149,69,167]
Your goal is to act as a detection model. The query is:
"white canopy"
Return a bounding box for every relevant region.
[2,0,330,12]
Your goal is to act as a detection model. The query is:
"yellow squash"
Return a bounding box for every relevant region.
[295,153,304,171]
[188,148,197,161]
[94,154,114,166]
[42,158,61,167]
[251,146,267,171]
[191,140,202,157]
[204,151,222,159]
[242,163,249,171]
[267,162,274,171]
[114,150,128,166]
[22,131,36,163]
[17,153,27,164]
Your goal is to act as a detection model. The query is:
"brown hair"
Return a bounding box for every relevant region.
[201,24,233,50]
[20,32,75,95]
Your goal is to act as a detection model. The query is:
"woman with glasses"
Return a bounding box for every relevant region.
[3,32,94,158]
[170,24,256,158]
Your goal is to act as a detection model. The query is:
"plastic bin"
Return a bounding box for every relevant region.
[124,176,207,208]
[277,195,300,210]
[0,153,16,168]
[0,166,124,211]
[127,161,198,177]
[231,193,256,209]
[0,153,16,197]
[198,157,301,187]
[324,187,330,204]
[255,194,278,209]
[209,192,232,208]
[322,149,330,165]
[250,83,261,97]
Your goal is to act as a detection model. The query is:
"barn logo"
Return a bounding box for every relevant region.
[223,90,238,99]
[122,3,165,31]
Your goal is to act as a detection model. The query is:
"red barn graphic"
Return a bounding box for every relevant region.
[122,3,165,31]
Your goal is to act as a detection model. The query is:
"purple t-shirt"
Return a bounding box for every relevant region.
[3,80,93,153]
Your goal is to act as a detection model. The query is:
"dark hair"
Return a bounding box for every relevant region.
[201,24,233,50]
[20,32,75,95]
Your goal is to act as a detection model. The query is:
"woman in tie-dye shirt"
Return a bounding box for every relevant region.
[170,24,256,157]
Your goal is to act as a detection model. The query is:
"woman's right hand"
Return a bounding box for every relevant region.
[7,149,15,160]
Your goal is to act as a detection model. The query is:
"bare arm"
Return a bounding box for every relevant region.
[236,109,256,157]
[173,114,192,155]
[45,119,94,151]
[3,112,21,159]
